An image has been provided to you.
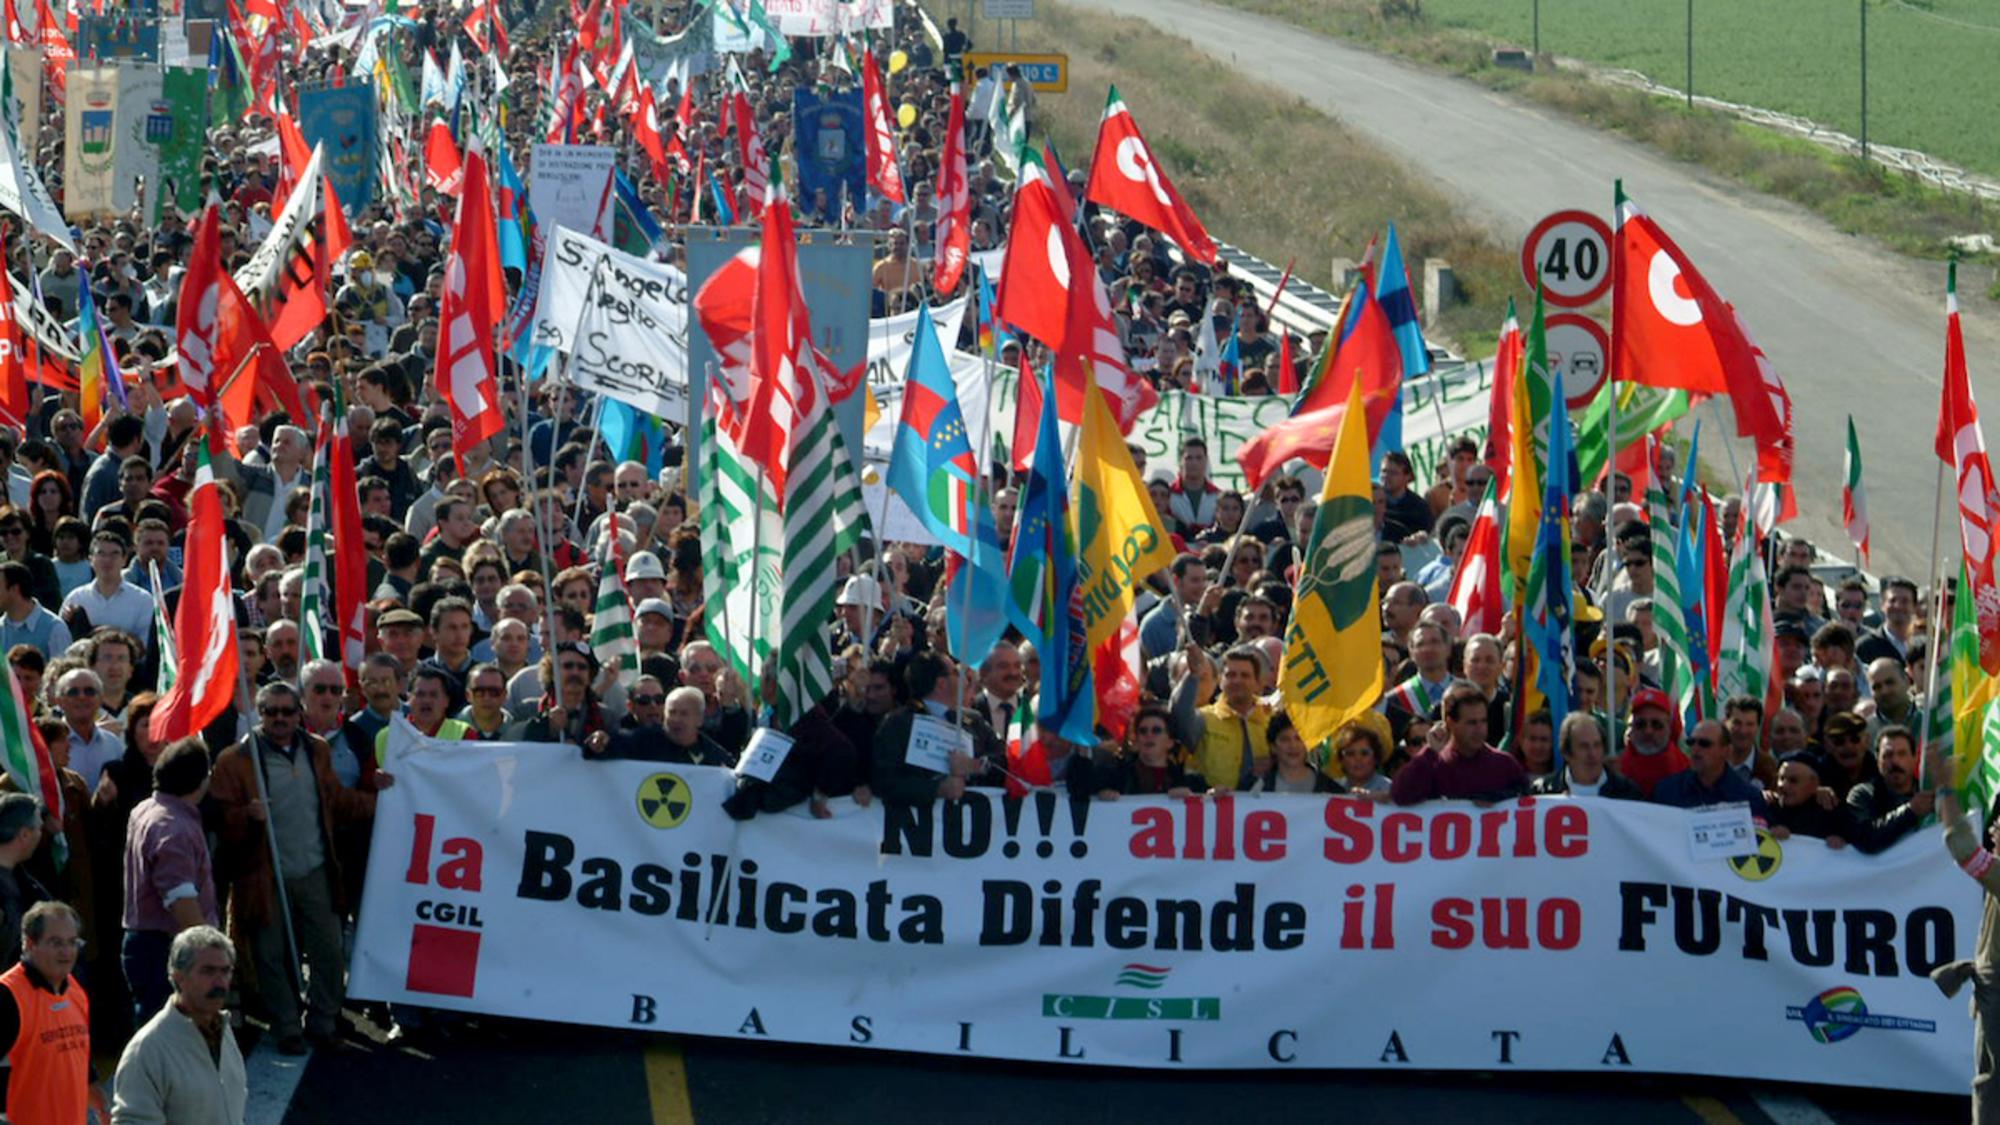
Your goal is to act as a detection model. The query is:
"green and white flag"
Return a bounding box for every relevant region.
[700,403,782,685]
[299,423,332,669]
[1715,527,1771,704]
[151,560,178,696]
[1645,481,1689,716]
[590,515,641,692]
[772,406,870,728]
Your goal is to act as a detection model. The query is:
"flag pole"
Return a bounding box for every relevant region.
[242,661,304,1005]
[1916,458,1948,786]
[748,462,766,685]
[568,392,606,541]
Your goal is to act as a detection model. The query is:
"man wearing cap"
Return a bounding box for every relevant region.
[1651,718,1770,817]
[835,574,892,653]
[625,551,669,604]
[376,607,426,674]
[635,599,678,683]
[1618,688,1689,799]
[1766,752,1854,846]
[1818,711,1878,797]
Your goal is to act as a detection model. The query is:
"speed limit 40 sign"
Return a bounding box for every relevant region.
[1521,209,1613,309]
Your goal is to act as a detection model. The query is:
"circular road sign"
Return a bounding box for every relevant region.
[1544,312,1609,410]
[1521,209,1614,309]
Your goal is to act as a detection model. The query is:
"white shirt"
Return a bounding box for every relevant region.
[61,579,155,639]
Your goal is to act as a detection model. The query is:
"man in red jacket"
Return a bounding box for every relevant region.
[1619,688,1690,798]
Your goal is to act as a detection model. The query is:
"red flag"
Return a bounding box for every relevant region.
[633,85,671,187]
[1083,87,1216,265]
[1938,262,2000,673]
[931,89,970,295]
[1485,303,1523,474]
[995,152,1071,349]
[675,74,695,135]
[1295,271,1402,417]
[266,173,352,354]
[575,0,605,53]
[1611,186,1764,400]
[3,0,25,45]
[0,260,24,430]
[270,112,314,211]
[424,119,465,197]
[1447,481,1505,637]
[149,441,240,744]
[174,207,227,409]
[438,142,506,469]
[732,190,816,500]
[731,90,769,217]
[1274,330,1297,395]
[325,403,368,682]
[1235,384,1400,494]
[1702,490,1728,672]
[861,50,904,205]
[1092,616,1142,743]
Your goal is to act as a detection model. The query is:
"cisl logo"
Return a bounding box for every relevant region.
[402,813,486,999]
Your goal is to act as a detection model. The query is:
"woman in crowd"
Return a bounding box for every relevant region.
[1249,710,1339,795]
[27,470,73,556]
[1098,706,1207,798]
[1328,714,1394,799]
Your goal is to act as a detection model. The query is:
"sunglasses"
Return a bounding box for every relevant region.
[632,695,666,706]
[308,683,343,695]
[472,685,505,697]
[63,686,98,697]
[1685,737,1719,748]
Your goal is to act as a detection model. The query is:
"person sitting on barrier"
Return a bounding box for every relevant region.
[1845,724,1933,854]
[1533,713,1642,800]
[1246,711,1338,795]
[871,651,1003,805]
[1389,682,1526,806]
[1765,752,1853,847]
[1650,718,1770,818]
[1327,714,1393,800]
[1097,706,1207,799]
[1615,688,1688,799]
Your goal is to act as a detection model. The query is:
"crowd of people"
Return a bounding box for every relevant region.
[0,0,1973,1118]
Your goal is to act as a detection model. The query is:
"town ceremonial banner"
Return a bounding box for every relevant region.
[353,724,1978,1092]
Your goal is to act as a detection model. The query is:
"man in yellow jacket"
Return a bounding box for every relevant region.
[1169,643,1274,791]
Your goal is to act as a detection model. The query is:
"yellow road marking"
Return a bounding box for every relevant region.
[645,1038,696,1125]
[1682,1094,1744,1125]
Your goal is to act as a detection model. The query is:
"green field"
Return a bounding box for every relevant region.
[1218,0,2000,180]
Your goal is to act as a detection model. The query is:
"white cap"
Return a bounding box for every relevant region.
[838,574,883,609]
[624,550,667,581]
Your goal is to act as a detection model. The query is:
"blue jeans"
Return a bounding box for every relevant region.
[121,929,175,1026]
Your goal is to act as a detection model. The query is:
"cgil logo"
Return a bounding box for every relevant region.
[402,813,488,999]
[1786,986,1936,1044]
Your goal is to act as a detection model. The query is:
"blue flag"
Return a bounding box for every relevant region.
[1007,362,1093,744]
[886,309,1008,663]
[495,138,528,274]
[1526,371,1573,766]
[1218,324,1241,395]
[1377,223,1430,378]
[600,397,665,478]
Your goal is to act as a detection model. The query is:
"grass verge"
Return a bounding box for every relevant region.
[1198,0,2000,278]
[1020,2,1517,353]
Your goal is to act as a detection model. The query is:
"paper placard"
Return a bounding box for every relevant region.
[736,728,795,783]
[906,713,973,775]
[1686,803,1758,860]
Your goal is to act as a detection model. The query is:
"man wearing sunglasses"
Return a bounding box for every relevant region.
[1650,718,1770,819]
[209,683,378,1055]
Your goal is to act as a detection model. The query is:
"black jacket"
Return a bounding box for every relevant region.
[1845,779,1926,854]
[1531,770,1644,800]
[1101,754,1208,797]
[1767,798,1859,842]
[871,704,1003,805]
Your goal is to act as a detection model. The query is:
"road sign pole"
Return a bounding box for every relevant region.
[1685,0,1694,111]
[1859,0,1869,163]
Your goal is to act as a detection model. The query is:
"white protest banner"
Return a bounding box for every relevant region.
[866,295,969,390]
[762,0,893,36]
[8,270,79,365]
[0,114,73,252]
[234,147,324,298]
[7,48,42,151]
[354,728,1979,1091]
[110,62,163,214]
[62,68,120,219]
[530,144,618,244]
[530,227,693,421]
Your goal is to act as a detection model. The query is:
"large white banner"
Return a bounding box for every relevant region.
[530,226,692,422]
[354,727,1979,1091]
[761,0,893,36]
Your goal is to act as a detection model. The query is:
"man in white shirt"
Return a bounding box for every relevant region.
[58,668,123,784]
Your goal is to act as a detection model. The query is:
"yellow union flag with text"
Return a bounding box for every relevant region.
[1074,378,1177,654]
[1281,379,1384,747]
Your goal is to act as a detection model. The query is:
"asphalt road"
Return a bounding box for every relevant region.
[1065,0,1997,578]
[257,1023,1968,1124]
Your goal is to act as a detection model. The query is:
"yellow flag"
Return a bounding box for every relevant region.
[1504,356,1540,593]
[1280,379,1384,747]
[1074,377,1178,654]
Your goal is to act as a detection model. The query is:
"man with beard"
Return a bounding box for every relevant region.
[1847,725,1933,854]
[1617,689,1690,799]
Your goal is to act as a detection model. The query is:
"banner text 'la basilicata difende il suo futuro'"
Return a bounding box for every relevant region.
[350,725,1981,1092]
